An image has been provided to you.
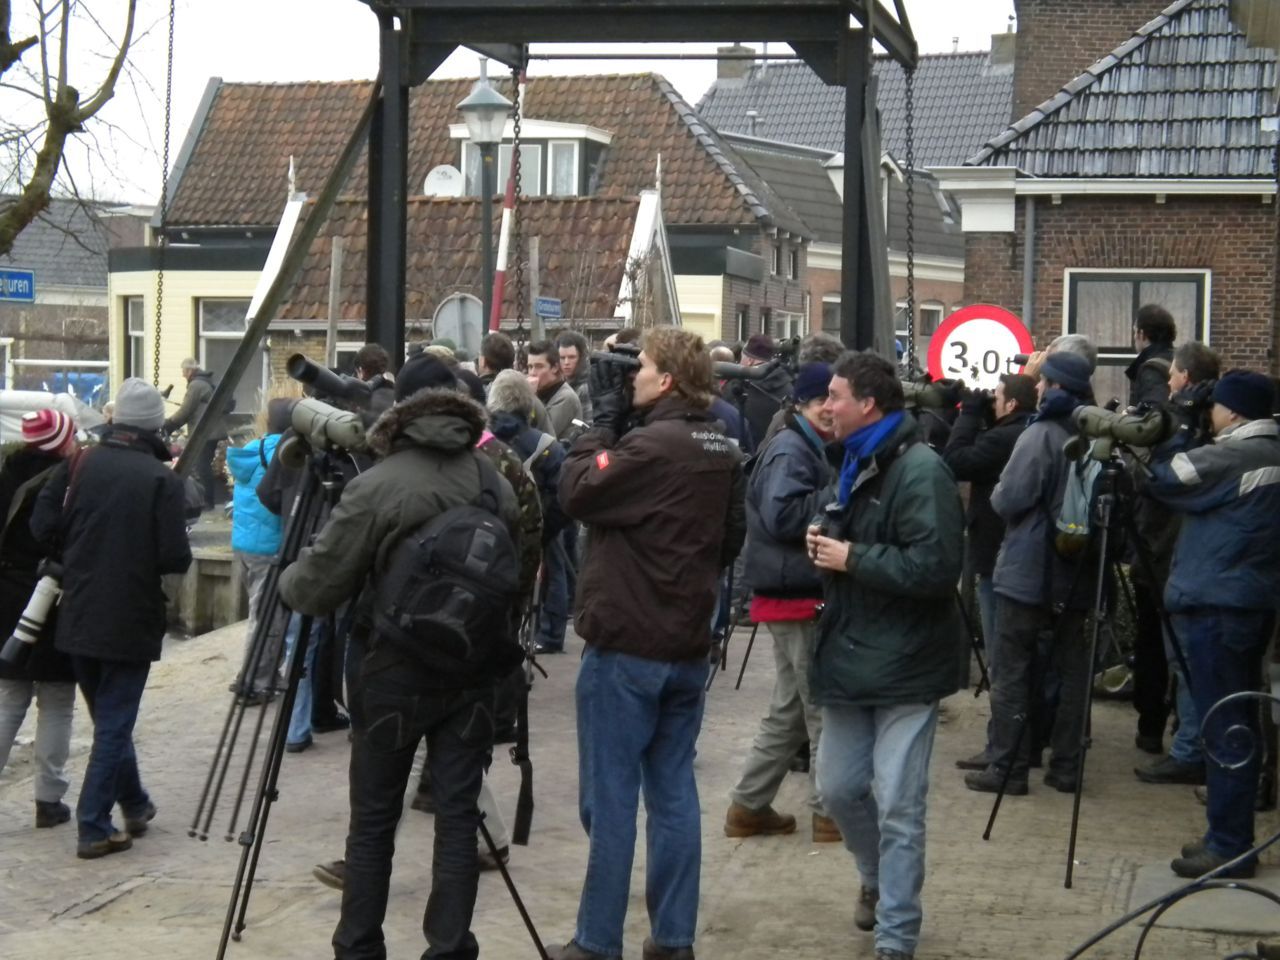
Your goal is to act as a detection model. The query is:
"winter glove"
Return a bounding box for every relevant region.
[588,358,633,434]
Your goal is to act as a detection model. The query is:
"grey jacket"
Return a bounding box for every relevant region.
[569,362,594,423]
[538,380,583,440]
[163,370,224,438]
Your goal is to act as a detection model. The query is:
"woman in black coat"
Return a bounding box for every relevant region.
[0,410,79,829]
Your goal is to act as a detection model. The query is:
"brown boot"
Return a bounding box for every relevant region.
[812,813,842,843]
[724,801,796,838]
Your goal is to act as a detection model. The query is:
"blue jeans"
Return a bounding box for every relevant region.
[537,533,570,650]
[1175,608,1274,860]
[574,647,709,956]
[1165,623,1202,765]
[281,615,314,745]
[72,656,152,842]
[817,701,939,957]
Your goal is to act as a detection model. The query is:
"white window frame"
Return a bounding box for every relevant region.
[548,140,580,197]
[124,296,145,380]
[334,341,365,376]
[736,305,751,343]
[919,301,945,337]
[787,247,800,281]
[771,243,782,276]
[776,310,807,339]
[893,299,910,338]
[1062,268,1212,362]
[197,298,264,414]
[462,141,545,196]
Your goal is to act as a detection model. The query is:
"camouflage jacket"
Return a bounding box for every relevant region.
[479,430,543,601]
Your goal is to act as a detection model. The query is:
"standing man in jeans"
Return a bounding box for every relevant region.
[805,352,964,960]
[554,327,745,960]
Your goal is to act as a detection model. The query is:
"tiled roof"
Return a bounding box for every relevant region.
[696,53,1015,167]
[970,0,1279,176]
[0,197,111,288]
[277,196,641,322]
[168,74,803,235]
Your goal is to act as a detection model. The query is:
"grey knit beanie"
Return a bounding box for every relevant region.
[114,377,166,431]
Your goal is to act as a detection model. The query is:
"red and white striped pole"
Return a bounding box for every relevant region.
[489,151,517,332]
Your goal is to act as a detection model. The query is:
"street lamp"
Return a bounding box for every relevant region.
[458,61,513,329]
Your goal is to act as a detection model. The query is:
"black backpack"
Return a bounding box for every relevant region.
[371,455,523,686]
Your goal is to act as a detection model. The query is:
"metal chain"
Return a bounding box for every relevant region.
[904,61,917,375]
[510,62,527,350]
[152,0,176,386]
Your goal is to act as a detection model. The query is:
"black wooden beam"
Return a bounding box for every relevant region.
[367,16,409,364]
[839,28,868,350]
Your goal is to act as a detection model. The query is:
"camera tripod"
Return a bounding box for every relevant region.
[980,449,1196,889]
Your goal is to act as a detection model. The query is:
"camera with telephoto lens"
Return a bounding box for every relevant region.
[0,561,63,669]
[287,353,373,407]
[901,381,949,409]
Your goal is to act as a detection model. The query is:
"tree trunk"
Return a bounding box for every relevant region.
[0,89,76,258]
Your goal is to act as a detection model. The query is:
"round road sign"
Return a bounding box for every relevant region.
[927,304,1034,390]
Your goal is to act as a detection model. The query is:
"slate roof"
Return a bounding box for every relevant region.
[167,73,809,237]
[277,196,642,321]
[0,197,111,288]
[695,53,1015,167]
[969,0,1280,176]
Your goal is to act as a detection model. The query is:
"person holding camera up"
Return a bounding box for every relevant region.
[1140,370,1280,878]
[552,327,745,960]
[804,352,965,960]
[31,379,192,859]
[278,354,521,960]
[739,333,794,447]
[943,373,1038,771]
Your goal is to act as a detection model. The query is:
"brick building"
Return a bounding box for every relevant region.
[937,0,1279,403]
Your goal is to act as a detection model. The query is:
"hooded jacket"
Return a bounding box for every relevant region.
[227,434,283,556]
[560,395,746,662]
[490,410,568,544]
[163,370,225,438]
[278,389,519,620]
[30,425,192,663]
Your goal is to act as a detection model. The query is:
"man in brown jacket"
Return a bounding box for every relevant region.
[552,327,746,960]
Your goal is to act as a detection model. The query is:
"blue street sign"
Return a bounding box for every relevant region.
[535,296,562,319]
[0,269,35,303]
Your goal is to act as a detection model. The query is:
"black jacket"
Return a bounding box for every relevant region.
[943,407,1033,577]
[742,364,793,453]
[1126,343,1174,409]
[0,446,74,682]
[31,426,192,663]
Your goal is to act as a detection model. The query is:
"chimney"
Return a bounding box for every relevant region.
[989,29,1016,69]
[717,44,756,81]
[745,109,760,136]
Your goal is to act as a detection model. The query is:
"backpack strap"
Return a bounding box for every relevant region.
[472,451,505,516]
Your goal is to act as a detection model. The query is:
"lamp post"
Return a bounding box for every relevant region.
[458,62,512,330]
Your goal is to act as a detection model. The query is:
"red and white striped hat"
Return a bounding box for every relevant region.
[21,409,75,453]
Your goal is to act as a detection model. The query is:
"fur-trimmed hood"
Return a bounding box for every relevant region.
[366,387,487,458]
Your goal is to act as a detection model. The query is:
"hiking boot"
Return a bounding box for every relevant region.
[478,845,509,872]
[954,749,991,771]
[812,813,842,843]
[963,767,1027,796]
[724,801,796,838]
[1181,838,1206,858]
[1135,756,1205,785]
[313,859,345,889]
[854,885,879,931]
[550,941,620,960]
[642,937,695,960]
[874,949,913,960]
[124,801,157,836]
[35,800,70,829]
[1171,848,1256,879]
[1043,769,1076,794]
[77,831,132,860]
[1134,733,1164,755]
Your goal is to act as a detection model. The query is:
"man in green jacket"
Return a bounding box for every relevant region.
[806,351,964,960]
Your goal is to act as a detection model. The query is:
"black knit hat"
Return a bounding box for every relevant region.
[1212,370,1275,421]
[395,355,456,400]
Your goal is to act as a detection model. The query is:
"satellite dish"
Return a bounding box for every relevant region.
[433,293,484,356]
[424,164,464,198]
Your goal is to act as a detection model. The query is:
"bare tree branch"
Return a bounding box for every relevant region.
[78,0,136,119]
[0,0,38,76]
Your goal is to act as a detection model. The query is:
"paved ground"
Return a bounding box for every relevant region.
[0,620,1275,960]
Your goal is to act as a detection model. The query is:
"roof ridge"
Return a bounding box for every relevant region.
[966,0,1200,166]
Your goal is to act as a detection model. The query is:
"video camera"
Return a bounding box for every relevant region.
[591,341,641,374]
[287,353,372,407]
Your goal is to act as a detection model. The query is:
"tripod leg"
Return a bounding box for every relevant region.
[479,814,550,960]
[733,623,761,691]
[956,586,991,695]
[1125,513,1195,698]
[982,712,1027,842]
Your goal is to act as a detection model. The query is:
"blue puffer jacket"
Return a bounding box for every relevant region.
[1145,418,1280,612]
[227,434,283,556]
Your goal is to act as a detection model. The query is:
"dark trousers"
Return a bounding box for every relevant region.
[1131,580,1171,739]
[1175,608,1274,859]
[72,656,152,841]
[988,596,1089,781]
[195,438,222,510]
[333,648,495,960]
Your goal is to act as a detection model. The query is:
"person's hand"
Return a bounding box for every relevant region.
[806,525,852,572]
[589,359,633,433]
[933,378,965,409]
[961,388,993,416]
[1022,350,1047,379]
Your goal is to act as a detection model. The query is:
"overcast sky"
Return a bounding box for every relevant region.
[5,0,1016,204]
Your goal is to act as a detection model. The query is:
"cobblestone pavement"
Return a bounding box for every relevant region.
[0,621,1275,960]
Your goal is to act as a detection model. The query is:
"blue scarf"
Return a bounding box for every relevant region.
[837,411,905,506]
[792,412,828,459]
[1030,386,1083,425]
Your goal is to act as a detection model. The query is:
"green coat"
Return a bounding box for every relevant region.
[810,415,966,708]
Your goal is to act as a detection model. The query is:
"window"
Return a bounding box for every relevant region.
[124,296,145,380]
[463,142,544,196]
[197,298,263,415]
[548,141,579,196]
[788,248,800,281]
[822,294,841,331]
[776,310,807,339]
[919,302,945,337]
[893,300,910,339]
[335,342,365,376]
[1066,270,1209,407]
[771,244,782,276]
[735,305,751,343]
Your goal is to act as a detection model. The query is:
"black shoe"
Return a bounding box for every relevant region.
[1181,838,1206,858]
[312,713,350,734]
[1043,769,1076,793]
[642,937,695,960]
[123,801,157,836]
[955,749,991,771]
[35,800,70,829]
[1135,733,1164,755]
[285,736,312,754]
[1135,756,1205,785]
[533,642,564,655]
[964,768,1028,796]
[1171,848,1256,879]
[236,689,275,707]
[551,942,620,960]
[313,859,345,889]
[77,831,132,860]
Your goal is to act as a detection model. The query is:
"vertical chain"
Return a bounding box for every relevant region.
[152,0,176,386]
[510,62,527,352]
[904,62,917,375]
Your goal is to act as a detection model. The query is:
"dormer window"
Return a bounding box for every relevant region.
[463,142,543,197]
[549,141,579,197]
[450,119,612,199]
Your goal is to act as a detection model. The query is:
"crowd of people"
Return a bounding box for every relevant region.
[0,310,1276,960]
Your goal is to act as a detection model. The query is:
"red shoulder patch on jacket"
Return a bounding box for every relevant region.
[596,451,610,470]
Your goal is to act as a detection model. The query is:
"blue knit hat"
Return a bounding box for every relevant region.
[1212,370,1275,421]
[793,362,832,403]
[1040,351,1092,397]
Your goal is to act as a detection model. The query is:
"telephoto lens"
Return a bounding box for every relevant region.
[0,563,63,669]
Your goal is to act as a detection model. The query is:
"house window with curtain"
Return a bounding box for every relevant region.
[548,140,579,196]
[822,294,841,331]
[1065,270,1208,407]
[736,305,751,343]
[197,298,262,415]
[463,142,544,196]
[124,296,145,380]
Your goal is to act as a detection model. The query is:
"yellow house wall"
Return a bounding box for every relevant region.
[108,269,262,404]
[675,275,723,345]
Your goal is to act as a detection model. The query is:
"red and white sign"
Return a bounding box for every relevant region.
[927,304,1035,391]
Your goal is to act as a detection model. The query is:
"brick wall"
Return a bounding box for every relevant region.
[964,195,1280,373]
[1012,0,1172,120]
[718,230,808,342]
[807,266,964,340]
